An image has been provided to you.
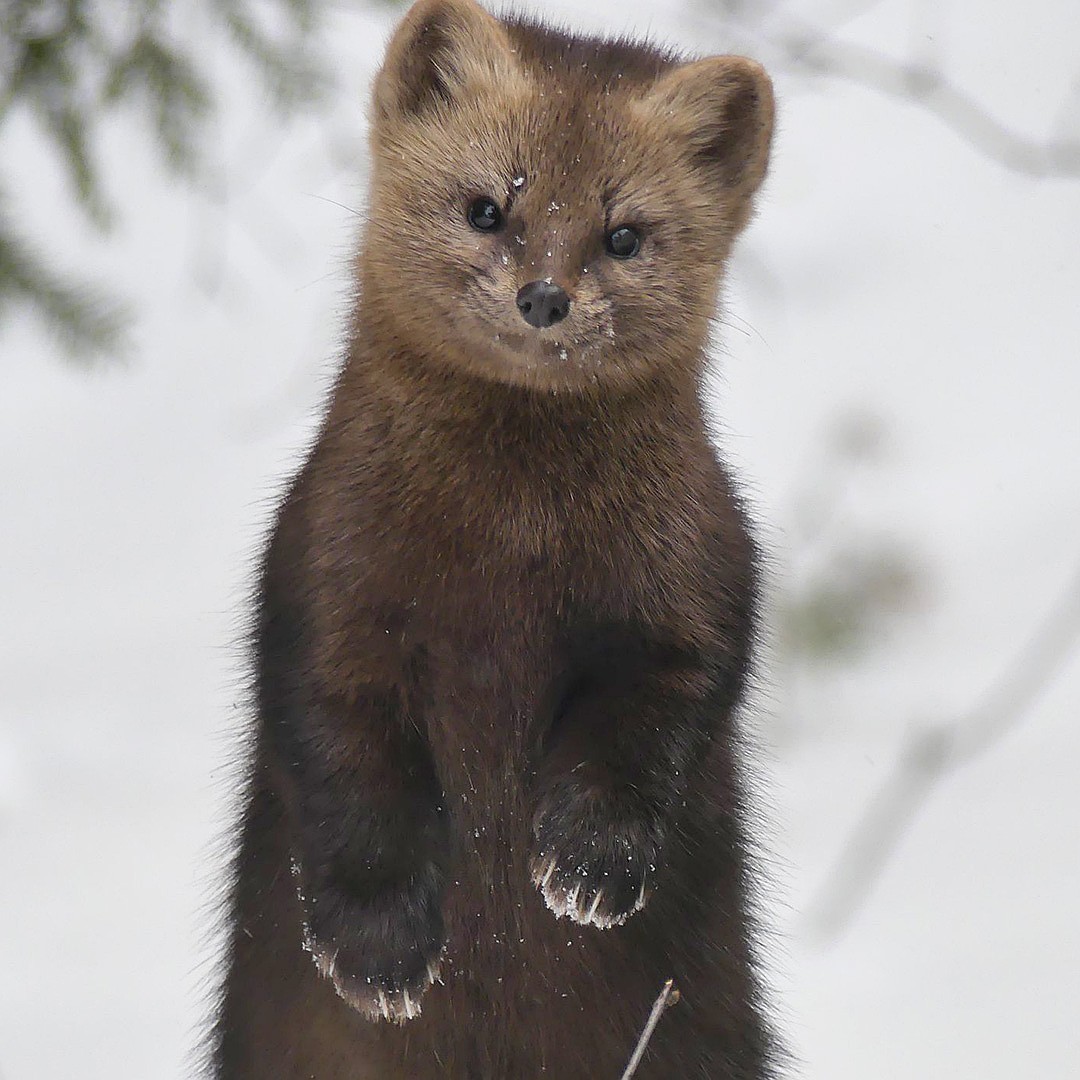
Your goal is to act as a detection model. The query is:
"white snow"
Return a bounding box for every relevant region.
[1,1,1078,1078]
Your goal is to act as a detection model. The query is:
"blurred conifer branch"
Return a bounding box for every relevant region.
[778,411,926,670]
[0,0,326,360]
[804,561,1080,941]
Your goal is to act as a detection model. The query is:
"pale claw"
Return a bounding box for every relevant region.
[537,857,557,890]
[587,889,605,923]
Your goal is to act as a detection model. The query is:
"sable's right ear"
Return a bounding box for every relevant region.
[373,0,520,126]
[640,56,775,197]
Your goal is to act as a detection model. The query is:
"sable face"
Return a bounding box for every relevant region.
[363,0,774,392]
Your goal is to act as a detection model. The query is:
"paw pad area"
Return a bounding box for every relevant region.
[303,926,446,1024]
[529,854,650,929]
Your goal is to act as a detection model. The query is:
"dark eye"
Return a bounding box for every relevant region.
[467,197,503,232]
[605,225,641,259]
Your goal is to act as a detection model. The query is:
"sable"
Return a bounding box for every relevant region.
[210,0,777,1076]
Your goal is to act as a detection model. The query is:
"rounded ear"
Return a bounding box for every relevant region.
[373,0,522,126]
[639,56,774,195]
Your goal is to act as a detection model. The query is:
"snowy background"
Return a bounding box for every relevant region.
[2,0,1079,1077]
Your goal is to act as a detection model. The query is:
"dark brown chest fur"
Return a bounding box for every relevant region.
[213,375,767,1078]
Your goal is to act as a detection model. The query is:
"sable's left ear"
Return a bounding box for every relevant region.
[641,56,774,196]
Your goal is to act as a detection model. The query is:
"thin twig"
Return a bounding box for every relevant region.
[620,979,681,1080]
[779,35,1080,178]
[698,4,1080,180]
[805,562,1080,940]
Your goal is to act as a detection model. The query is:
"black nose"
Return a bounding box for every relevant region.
[516,280,570,329]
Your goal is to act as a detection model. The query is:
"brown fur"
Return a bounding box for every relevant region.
[210,1,777,1076]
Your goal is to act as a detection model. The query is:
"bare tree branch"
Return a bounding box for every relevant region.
[804,561,1080,941]
[620,980,681,1080]
[777,34,1080,178]
[698,1,1080,179]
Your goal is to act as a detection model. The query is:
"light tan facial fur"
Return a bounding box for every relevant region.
[361,0,774,393]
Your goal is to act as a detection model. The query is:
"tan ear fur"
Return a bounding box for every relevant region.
[640,56,774,195]
[373,0,522,126]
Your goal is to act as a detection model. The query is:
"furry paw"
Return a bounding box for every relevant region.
[295,858,446,1024]
[529,851,649,929]
[305,930,444,1022]
[529,797,662,929]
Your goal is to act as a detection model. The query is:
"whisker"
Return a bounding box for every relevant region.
[303,192,365,219]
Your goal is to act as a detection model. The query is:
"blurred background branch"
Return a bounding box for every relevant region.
[0,0,328,359]
[709,0,1080,942]
[699,0,1080,177]
[774,33,1080,178]
[803,559,1080,941]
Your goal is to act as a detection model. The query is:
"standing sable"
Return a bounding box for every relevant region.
[211,0,776,1076]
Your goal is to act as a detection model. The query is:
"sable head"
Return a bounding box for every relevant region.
[364,0,774,392]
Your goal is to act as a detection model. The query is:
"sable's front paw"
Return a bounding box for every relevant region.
[529,796,662,929]
[295,860,445,1023]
